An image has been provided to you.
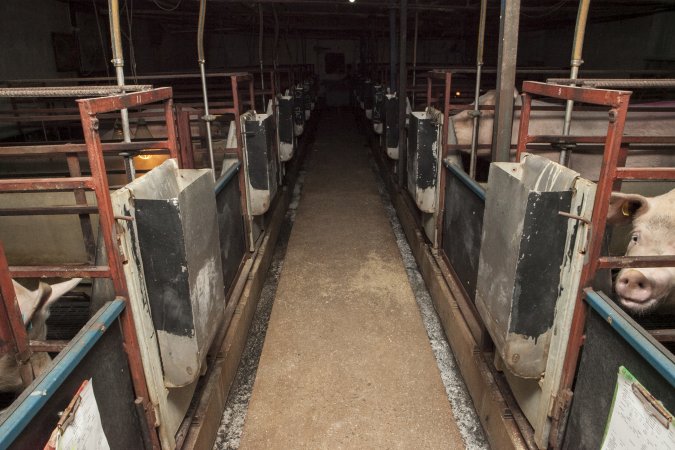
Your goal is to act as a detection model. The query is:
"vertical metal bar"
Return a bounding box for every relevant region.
[426,75,433,108]
[469,0,488,179]
[515,93,532,161]
[197,0,216,181]
[411,11,418,106]
[397,0,408,187]
[435,72,452,248]
[176,105,196,169]
[163,97,180,162]
[78,101,161,450]
[0,244,34,389]
[389,6,398,90]
[259,4,266,109]
[559,0,592,166]
[231,76,253,251]
[552,96,631,447]
[249,77,256,110]
[65,154,97,264]
[108,0,134,180]
[491,0,521,163]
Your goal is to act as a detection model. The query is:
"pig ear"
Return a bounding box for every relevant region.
[12,280,52,326]
[43,278,81,310]
[607,192,649,225]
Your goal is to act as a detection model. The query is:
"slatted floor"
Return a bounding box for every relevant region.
[236,108,467,449]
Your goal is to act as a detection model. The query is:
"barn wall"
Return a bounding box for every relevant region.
[518,10,675,70]
[0,0,74,81]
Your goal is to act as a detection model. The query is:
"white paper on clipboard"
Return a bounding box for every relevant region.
[46,379,110,450]
[601,366,675,450]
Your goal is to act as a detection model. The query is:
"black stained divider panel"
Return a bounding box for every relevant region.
[9,315,144,450]
[216,171,247,298]
[563,307,675,450]
[442,169,485,303]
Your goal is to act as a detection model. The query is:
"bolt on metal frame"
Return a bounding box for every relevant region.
[515,80,675,446]
[0,87,180,449]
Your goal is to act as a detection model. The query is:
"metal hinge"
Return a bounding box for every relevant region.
[550,388,573,421]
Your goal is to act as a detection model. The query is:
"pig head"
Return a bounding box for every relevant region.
[0,278,81,393]
[608,189,675,314]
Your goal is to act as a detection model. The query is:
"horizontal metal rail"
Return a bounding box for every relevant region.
[0,205,98,216]
[76,87,173,115]
[0,177,94,192]
[649,329,675,343]
[546,78,675,88]
[0,85,152,98]
[0,141,173,156]
[29,340,69,352]
[9,265,111,279]
[597,255,675,269]
[523,81,631,107]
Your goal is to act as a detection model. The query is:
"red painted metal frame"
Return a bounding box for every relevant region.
[515,81,675,447]
[425,70,453,250]
[0,87,182,449]
[0,244,35,388]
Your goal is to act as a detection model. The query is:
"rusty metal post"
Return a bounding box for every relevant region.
[198,0,217,181]
[491,0,521,163]
[397,0,408,188]
[559,0,591,166]
[469,0,488,179]
[0,244,35,389]
[108,0,134,180]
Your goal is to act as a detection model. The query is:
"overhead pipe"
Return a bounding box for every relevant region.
[389,6,397,89]
[397,0,408,187]
[198,0,217,181]
[258,4,266,109]
[469,0,487,179]
[559,0,591,166]
[108,0,134,180]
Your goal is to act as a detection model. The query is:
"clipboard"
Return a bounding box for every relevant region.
[601,366,675,450]
[44,379,110,450]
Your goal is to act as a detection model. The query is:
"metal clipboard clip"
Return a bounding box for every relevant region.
[631,381,673,429]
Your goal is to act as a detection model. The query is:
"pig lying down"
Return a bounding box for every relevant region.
[0,278,81,393]
[608,189,675,314]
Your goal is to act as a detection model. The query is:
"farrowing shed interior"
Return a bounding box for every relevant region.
[0,1,674,449]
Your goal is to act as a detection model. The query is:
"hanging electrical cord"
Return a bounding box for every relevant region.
[152,0,182,12]
[258,3,266,109]
[197,0,216,181]
[92,0,110,78]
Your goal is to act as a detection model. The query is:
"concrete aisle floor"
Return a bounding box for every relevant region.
[237,109,467,449]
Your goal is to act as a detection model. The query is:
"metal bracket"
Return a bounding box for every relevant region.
[559,211,592,254]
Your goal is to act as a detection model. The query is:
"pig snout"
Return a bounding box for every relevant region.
[615,269,653,304]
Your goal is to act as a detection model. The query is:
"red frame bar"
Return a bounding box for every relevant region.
[516,81,675,446]
[9,266,111,278]
[0,177,94,192]
[0,244,35,388]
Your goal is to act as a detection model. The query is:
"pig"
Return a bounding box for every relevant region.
[0,278,81,393]
[449,90,675,180]
[607,189,675,314]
